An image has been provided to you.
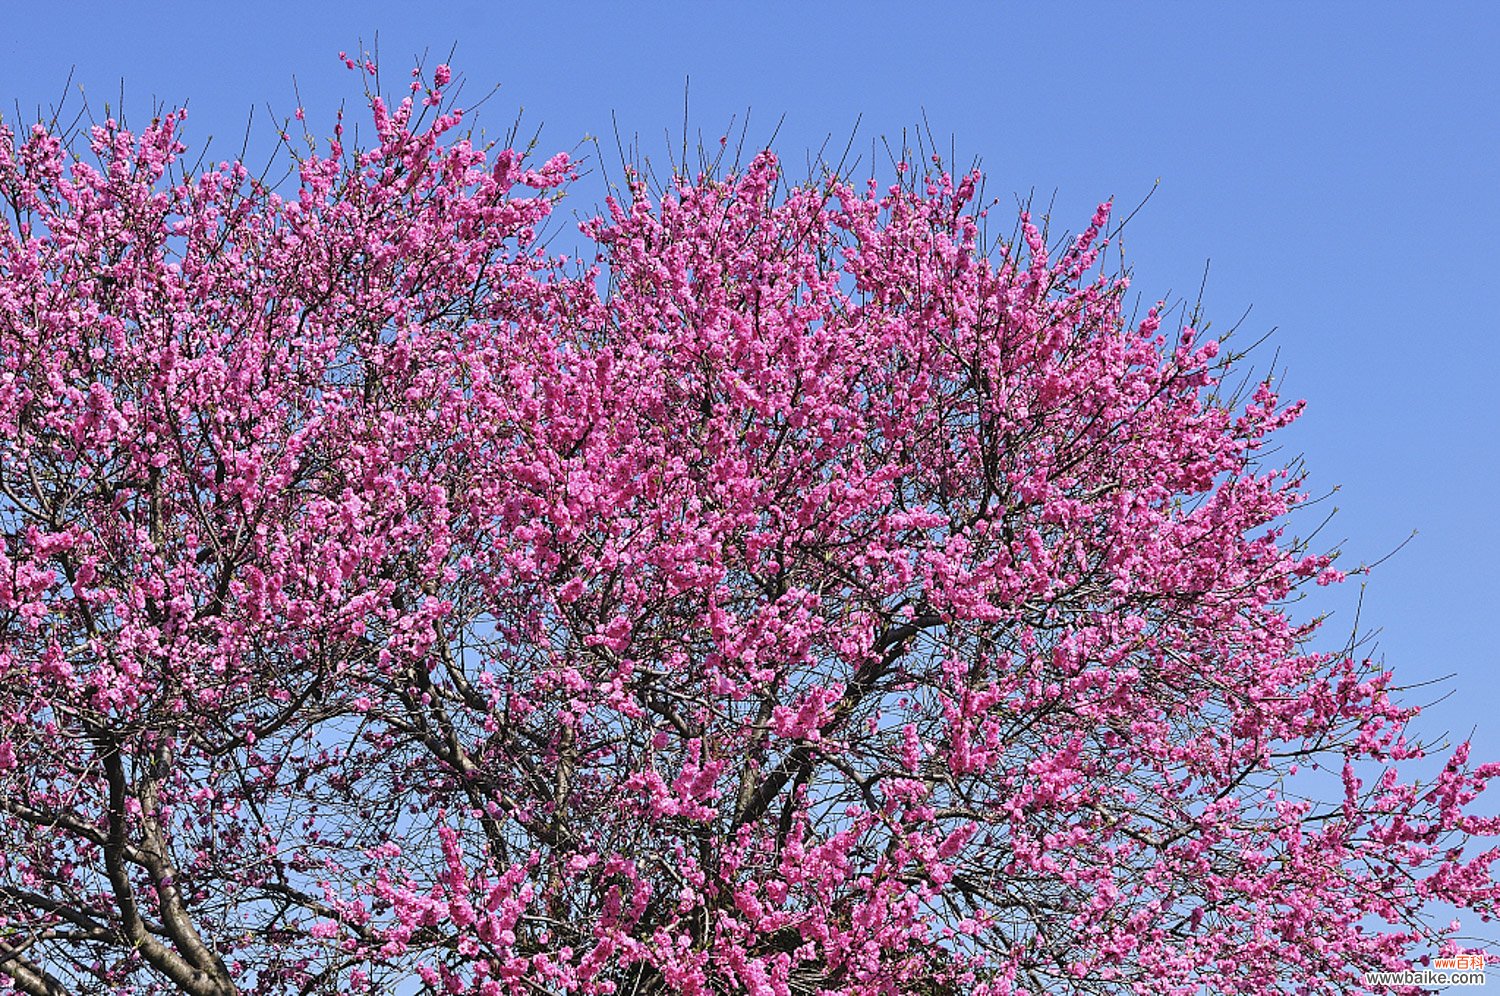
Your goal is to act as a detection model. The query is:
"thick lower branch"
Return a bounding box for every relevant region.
[98,738,238,996]
[0,938,68,996]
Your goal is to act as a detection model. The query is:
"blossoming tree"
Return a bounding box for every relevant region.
[0,63,1496,996]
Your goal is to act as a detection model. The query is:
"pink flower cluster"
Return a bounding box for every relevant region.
[0,60,1493,996]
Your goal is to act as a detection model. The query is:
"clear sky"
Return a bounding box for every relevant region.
[3,3,1496,760]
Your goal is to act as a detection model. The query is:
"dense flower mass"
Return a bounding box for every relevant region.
[0,63,1496,996]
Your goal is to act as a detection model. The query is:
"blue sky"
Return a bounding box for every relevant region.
[3,3,1496,760]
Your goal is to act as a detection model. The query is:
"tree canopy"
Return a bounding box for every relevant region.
[0,62,1496,996]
